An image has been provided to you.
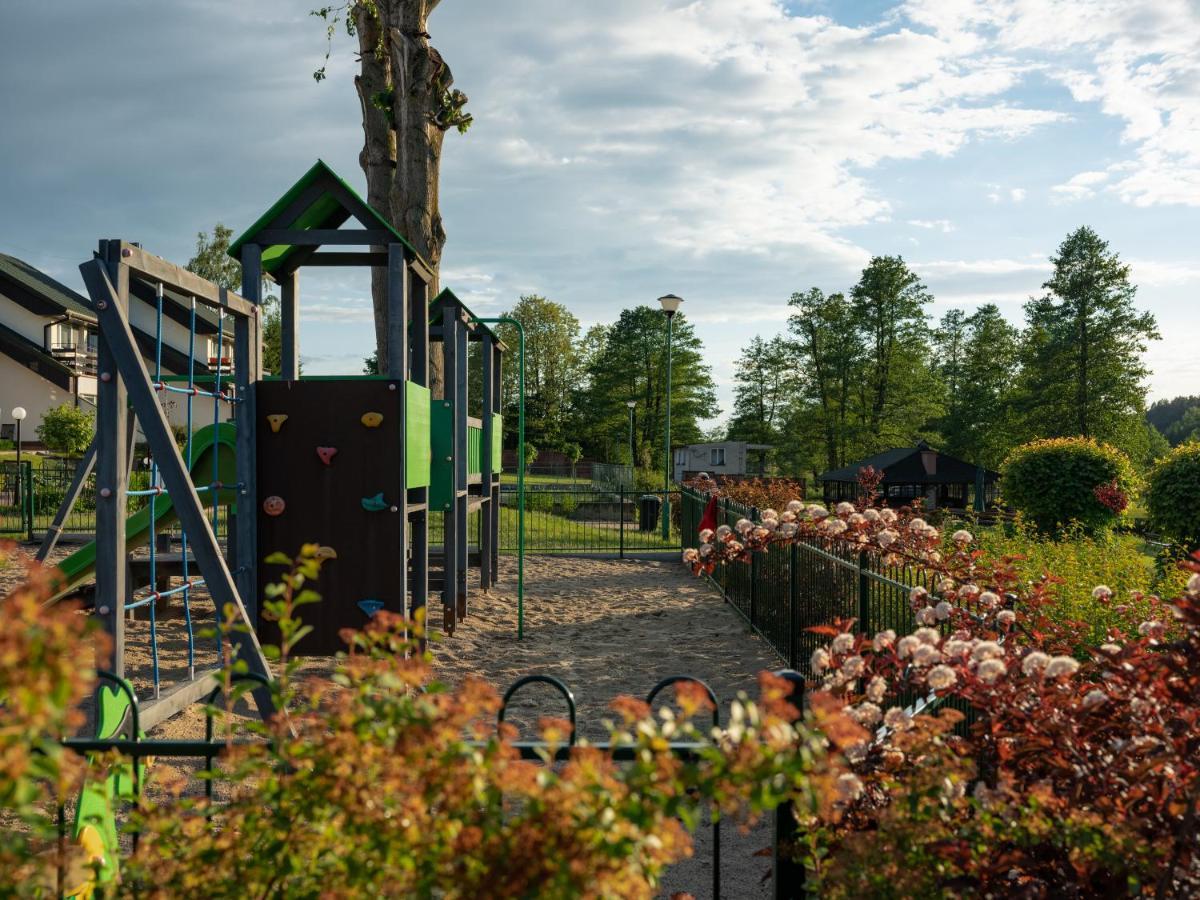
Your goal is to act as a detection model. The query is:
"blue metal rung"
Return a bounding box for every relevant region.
[154,382,239,403]
[127,486,167,497]
[125,578,206,610]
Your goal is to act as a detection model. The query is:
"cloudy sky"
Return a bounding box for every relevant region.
[2,0,1198,427]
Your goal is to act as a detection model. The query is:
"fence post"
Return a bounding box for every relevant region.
[23,461,33,542]
[858,550,870,635]
[773,669,806,899]
[788,543,799,669]
[618,487,625,560]
[749,505,759,628]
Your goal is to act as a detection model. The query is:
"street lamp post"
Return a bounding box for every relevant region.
[12,406,27,538]
[625,400,636,470]
[657,294,682,540]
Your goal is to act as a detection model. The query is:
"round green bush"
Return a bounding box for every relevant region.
[1146,441,1200,551]
[1001,437,1138,535]
[35,404,94,456]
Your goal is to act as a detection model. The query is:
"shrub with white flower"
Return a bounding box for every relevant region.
[926,665,957,690]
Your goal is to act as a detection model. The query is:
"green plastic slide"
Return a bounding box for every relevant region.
[50,423,239,602]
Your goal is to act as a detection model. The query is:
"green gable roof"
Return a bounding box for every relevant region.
[431,288,503,344]
[228,159,424,277]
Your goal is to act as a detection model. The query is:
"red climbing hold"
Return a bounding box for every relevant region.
[316,446,338,467]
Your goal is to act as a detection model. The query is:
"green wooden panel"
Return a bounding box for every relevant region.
[492,414,503,473]
[430,401,453,510]
[405,382,431,488]
[468,425,482,475]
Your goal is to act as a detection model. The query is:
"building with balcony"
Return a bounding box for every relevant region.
[0,252,234,442]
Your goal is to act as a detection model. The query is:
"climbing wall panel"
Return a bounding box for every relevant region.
[256,379,405,655]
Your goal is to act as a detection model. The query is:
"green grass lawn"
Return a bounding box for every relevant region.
[430,503,681,554]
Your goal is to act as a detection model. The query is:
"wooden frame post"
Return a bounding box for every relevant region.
[441,305,460,633]
[479,332,494,591]
[93,240,129,676]
[387,243,409,617]
[279,268,300,380]
[237,244,263,623]
[410,266,430,630]
[492,346,503,582]
[454,312,469,619]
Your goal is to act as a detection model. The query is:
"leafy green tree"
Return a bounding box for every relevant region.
[1147,396,1200,446]
[1016,227,1159,450]
[186,225,284,375]
[726,335,796,449]
[576,307,716,473]
[938,304,1021,469]
[786,288,862,475]
[495,295,582,453]
[36,404,94,455]
[849,255,939,450]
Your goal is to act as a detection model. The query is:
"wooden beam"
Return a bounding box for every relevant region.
[36,437,97,561]
[479,333,495,591]
[92,242,128,676]
[301,252,389,267]
[137,667,222,731]
[237,245,262,622]
[253,229,392,247]
[115,242,256,318]
[80,259,275,718]
[388,243,409,619]
[279,268,299,380]
[455,316,469,619]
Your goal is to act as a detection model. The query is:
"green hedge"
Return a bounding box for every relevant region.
[1001,437,1138,535]
[1146,441,1200,552]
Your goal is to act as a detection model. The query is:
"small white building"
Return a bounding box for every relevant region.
[0,252,233,442]
[672,441,772,483]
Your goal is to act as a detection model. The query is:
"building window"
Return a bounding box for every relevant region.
[710,447,726,466]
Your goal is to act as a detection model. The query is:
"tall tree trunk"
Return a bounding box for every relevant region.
[356,0,462,396]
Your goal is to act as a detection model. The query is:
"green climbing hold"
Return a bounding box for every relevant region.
[361,492,391,513]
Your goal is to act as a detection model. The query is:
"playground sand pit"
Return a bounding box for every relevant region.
[6,545,780,898]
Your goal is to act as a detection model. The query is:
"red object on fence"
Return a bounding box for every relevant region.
[699,495,718,535]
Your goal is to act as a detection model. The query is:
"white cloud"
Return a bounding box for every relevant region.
[1051,170,1110,202]
[908,218,955,232]
[441,0,1066,259]
[914,258,1045,276]
[903,0,1200,207]
[1009,187,1026,202]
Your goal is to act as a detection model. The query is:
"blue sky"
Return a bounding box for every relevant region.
[2,0,1197,428]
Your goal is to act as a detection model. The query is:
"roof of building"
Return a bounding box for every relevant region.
[818,440,998,485]
[228,159,424,277]
[0,318,75,390]
[0,253,96,321]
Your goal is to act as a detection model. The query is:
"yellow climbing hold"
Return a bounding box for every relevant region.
[266,414,288,433]
[361,411,383,428]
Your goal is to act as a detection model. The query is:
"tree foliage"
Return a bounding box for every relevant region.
[726,335,795,449]
[575,307,717,471]
[35,404,94,456]
[495,295,582,453]
[1017,226,1159,446]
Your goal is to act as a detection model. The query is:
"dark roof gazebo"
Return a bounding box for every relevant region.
[817,440,999,510]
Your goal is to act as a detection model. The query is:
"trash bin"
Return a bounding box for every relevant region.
[638,494,661,532]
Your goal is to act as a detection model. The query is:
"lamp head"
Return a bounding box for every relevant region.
[657,293,683,317]
[626,400,636,409]
[11,407,26,421]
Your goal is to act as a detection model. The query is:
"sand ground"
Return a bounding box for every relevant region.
[4,544,781,898]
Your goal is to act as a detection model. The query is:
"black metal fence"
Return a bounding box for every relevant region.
[680,488,934,675]
[56,670,804,900]
[497,487,682,555]
[0,460,33,538]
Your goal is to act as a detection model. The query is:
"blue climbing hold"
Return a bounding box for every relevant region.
[358,599,385,617]
[361,492,391,512]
